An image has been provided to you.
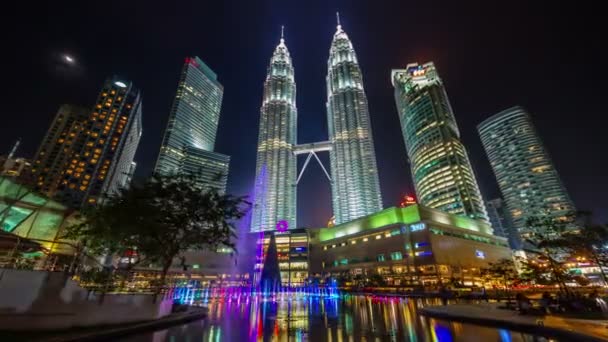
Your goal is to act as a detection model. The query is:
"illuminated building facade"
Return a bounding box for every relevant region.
[1,140,32,180]
[31,104,90,197]
[251,33,297,232]
[32,78,142,209]
[392,62,488,222]
[155,57,229,193]
[478,106,576,242]
[0,176,79,256]
[1,157,31,179]
[254,229,310,286]
[64,77,142,207]
[310,205,510,286]
[326,20,382,224]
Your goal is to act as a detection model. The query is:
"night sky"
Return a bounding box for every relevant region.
[1,1,606,226]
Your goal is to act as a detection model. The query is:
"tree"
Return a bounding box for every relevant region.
[518,256,572,287]
[523,215,574,295]
[367,272,387,287]
[541,215,608,285]
[64,173,249,289]
[524,212,608,291]
[484,258,519,291]
[353,274,370,288]
[334,273,346,286]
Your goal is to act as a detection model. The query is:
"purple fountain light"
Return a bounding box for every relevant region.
[276,220,288,232]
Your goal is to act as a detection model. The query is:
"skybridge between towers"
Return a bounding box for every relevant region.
[293,141,332,185]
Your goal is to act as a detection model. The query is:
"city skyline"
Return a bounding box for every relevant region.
[1,1,605,226]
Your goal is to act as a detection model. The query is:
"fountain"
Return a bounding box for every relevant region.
[259,233,281,294]
[173,163,340,304]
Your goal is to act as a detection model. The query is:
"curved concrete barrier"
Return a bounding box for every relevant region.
[420,304,608,342]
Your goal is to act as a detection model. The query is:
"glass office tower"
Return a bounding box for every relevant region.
[155,57,229,193]
[326,20,383,224]
[392,62,489,222]
[478,106,576,241]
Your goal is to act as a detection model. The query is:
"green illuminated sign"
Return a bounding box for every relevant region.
[317,204,492,242]
[319,206,421,242]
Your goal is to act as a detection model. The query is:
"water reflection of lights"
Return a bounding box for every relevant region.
[147,294,555,341]
[431,318,454,342]
[499,329,512,342]
[403,299,417,340]
[173,285,341,305]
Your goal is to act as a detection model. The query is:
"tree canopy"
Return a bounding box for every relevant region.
[519,212,608,292]
[64,173,249,284]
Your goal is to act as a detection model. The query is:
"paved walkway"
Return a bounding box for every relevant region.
[39,308,207,342]
[420,303,608,341]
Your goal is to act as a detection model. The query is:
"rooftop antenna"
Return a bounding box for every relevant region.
[7,138,20,160]
[281,25,284,40]
[336,12,341,29]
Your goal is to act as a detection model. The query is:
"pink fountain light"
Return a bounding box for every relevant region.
[276,220,288,232]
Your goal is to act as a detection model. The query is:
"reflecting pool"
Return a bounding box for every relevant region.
[120,295,554,341]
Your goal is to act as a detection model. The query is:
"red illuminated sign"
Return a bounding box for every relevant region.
[399,195,417,207]
[184,57,199,67]
[412,69,425,76]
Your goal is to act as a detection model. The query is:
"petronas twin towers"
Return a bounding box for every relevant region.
[252,32,298,232]
[251,18,383,232]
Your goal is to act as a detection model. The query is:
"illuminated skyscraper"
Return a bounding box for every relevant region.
[32,77,143,208]
[392,62,489,222]
[326,18,383,224]
[155,57,229,193]
[478,106,576,240]
[32,104,89,196]
[251,31,297,232]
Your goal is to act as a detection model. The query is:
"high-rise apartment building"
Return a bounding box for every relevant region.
[478,106,575,239]
[32,104,90,195]
[251,33,297,232]
[326,20,383,224]
[32,77,143,208]
[392,62,489,222]
[155,57,229,193]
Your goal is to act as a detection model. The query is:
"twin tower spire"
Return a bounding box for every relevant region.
[251,15,383,232]
[278,12,341,42]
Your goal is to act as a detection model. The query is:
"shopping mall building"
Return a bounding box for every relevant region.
[308,204,512,286]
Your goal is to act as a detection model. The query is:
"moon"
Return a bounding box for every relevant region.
[63,54,75,64]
